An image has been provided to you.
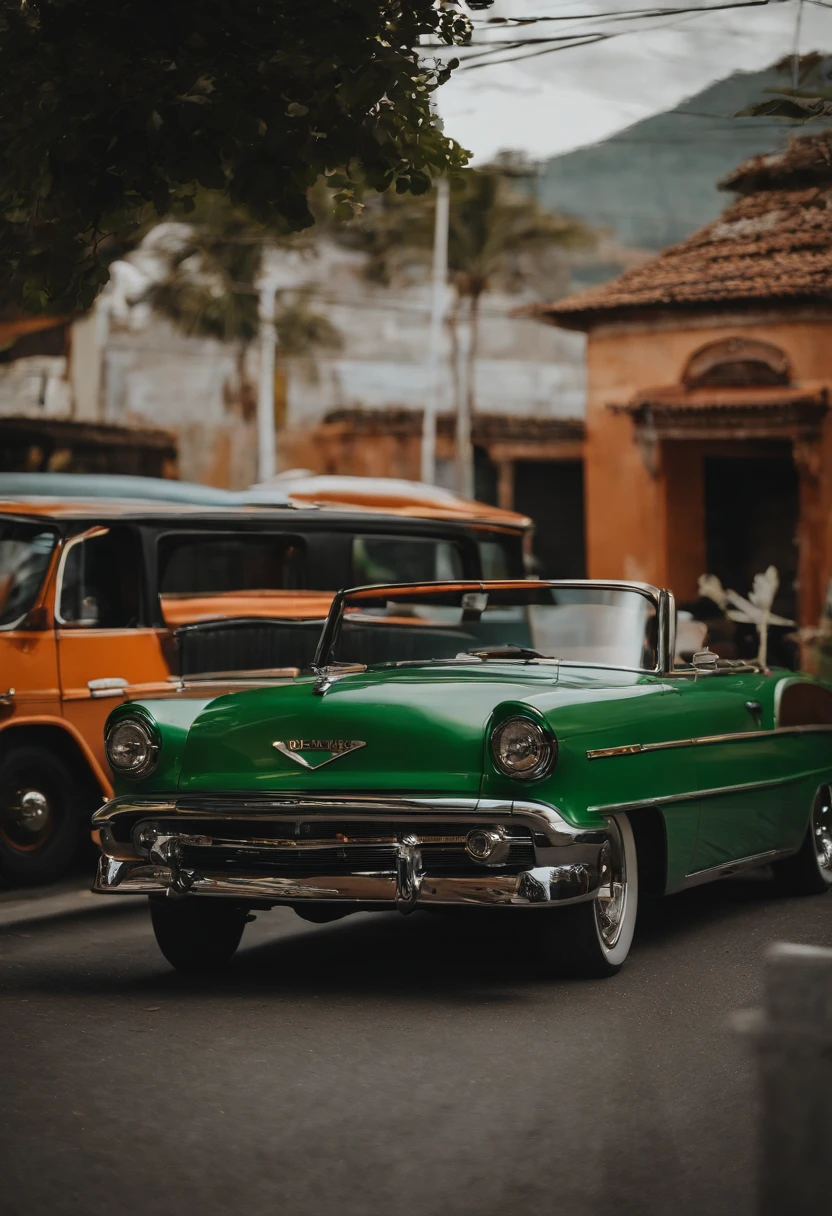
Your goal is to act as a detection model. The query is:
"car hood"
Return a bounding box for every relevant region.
[177,663,568,795]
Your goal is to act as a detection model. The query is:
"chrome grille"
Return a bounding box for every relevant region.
[163,827,535,877]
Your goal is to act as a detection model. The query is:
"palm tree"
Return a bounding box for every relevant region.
[339,167,592,488]
[444,167,591,434]
[141,192,341,422]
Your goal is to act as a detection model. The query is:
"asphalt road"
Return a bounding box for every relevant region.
[2,879,831,1216]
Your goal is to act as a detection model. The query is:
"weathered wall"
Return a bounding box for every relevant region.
[282,246,586,431]
[5,236,586,488]
[95,318,259,489]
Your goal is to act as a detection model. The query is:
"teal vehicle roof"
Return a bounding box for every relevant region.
[0,472,291,508]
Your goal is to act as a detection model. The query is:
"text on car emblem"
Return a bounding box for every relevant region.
[272,739,367,770]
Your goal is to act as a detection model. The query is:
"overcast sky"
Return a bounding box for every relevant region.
[434,0,832,160]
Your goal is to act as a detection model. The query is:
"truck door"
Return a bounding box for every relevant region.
[56,524,170,774]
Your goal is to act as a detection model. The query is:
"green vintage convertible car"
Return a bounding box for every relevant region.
[93,580,832,977]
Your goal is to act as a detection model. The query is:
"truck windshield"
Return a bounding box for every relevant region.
[319,582,659,673]
[0,520,57,628]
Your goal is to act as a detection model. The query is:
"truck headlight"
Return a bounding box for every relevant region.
[106,717,159,778]
[490,716,556,781]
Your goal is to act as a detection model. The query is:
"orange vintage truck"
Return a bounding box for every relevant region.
[0,475,531,884]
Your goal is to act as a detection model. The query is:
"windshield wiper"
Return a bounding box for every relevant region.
[465,645,549,661]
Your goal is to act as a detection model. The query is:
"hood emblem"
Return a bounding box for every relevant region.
[273,739,366,770]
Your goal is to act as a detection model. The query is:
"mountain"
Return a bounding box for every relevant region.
[534,59,832,267]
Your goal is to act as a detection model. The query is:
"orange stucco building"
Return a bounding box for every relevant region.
[535,130,832,632]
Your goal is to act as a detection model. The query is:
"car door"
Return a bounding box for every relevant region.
[55,523,171,773]
[668,668,789,873]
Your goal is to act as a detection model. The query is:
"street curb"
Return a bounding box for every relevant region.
[0,885,144,931]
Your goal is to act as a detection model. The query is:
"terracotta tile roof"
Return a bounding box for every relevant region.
[530,131,832,330]
[721,129,832,194]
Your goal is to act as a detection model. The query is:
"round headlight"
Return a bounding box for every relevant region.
[490,716,556,781]
[106,717,158,777]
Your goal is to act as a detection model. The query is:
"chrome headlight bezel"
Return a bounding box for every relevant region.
[105,716,159,779]
[490,715,556,782]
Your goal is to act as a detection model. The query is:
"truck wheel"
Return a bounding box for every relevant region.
[772,785,832,896]
[149,897,248,972]
[533,816,639,979]
[0,747,85,886]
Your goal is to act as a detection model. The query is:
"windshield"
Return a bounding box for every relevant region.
[0,520,57,628]
[319,582,659,672]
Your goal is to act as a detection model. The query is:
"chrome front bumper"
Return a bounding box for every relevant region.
[92,793,608,911]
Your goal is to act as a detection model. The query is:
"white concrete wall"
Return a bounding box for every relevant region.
[0,356,70,418]
[279,241,586,428]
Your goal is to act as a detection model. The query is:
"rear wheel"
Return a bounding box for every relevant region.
[533,816,639,979]
[772,785,832,896]
[149,896,248,972]
[0,747,85,886]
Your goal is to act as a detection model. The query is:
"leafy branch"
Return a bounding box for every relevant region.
[0,0,482,316]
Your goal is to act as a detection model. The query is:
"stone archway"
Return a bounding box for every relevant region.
[682,337,792,389]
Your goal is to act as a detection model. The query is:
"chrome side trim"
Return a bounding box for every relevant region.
[587,770,815,816]
[678,848,797,890]
[586,723,832,760]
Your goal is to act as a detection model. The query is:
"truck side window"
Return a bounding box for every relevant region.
[58,527,143,628]
[352,537,464,585]
[477,540,511,580]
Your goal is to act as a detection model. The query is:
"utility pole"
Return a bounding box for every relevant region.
[256,276,278,485]
[454,300,474,500]
[421,175,450,485]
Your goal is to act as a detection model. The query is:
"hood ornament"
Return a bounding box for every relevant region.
[273,739,366,770]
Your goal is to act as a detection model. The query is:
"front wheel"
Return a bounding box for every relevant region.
[772,785,832,896]
[533,816,639,979]
[0,746,86,886]
[149,897,248,972]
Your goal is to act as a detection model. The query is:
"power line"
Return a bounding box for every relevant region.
[470,1,771,22]
[446,0,779,71]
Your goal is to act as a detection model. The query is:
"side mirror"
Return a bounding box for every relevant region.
[692,648,719,673]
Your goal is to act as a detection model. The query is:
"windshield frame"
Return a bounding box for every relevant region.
[314,580,673,676]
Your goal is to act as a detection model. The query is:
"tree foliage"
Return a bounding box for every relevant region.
[0,0,478,315]
[141,196,266,345]
[339,165,593,418]
[342,165,592,298]
[140,193,342,354]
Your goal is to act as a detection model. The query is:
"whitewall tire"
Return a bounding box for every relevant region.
[533,815,639,979]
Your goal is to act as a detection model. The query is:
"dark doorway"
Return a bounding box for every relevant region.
[513,460,586,578]
[473,446,498,506]
[703,449,798,663]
